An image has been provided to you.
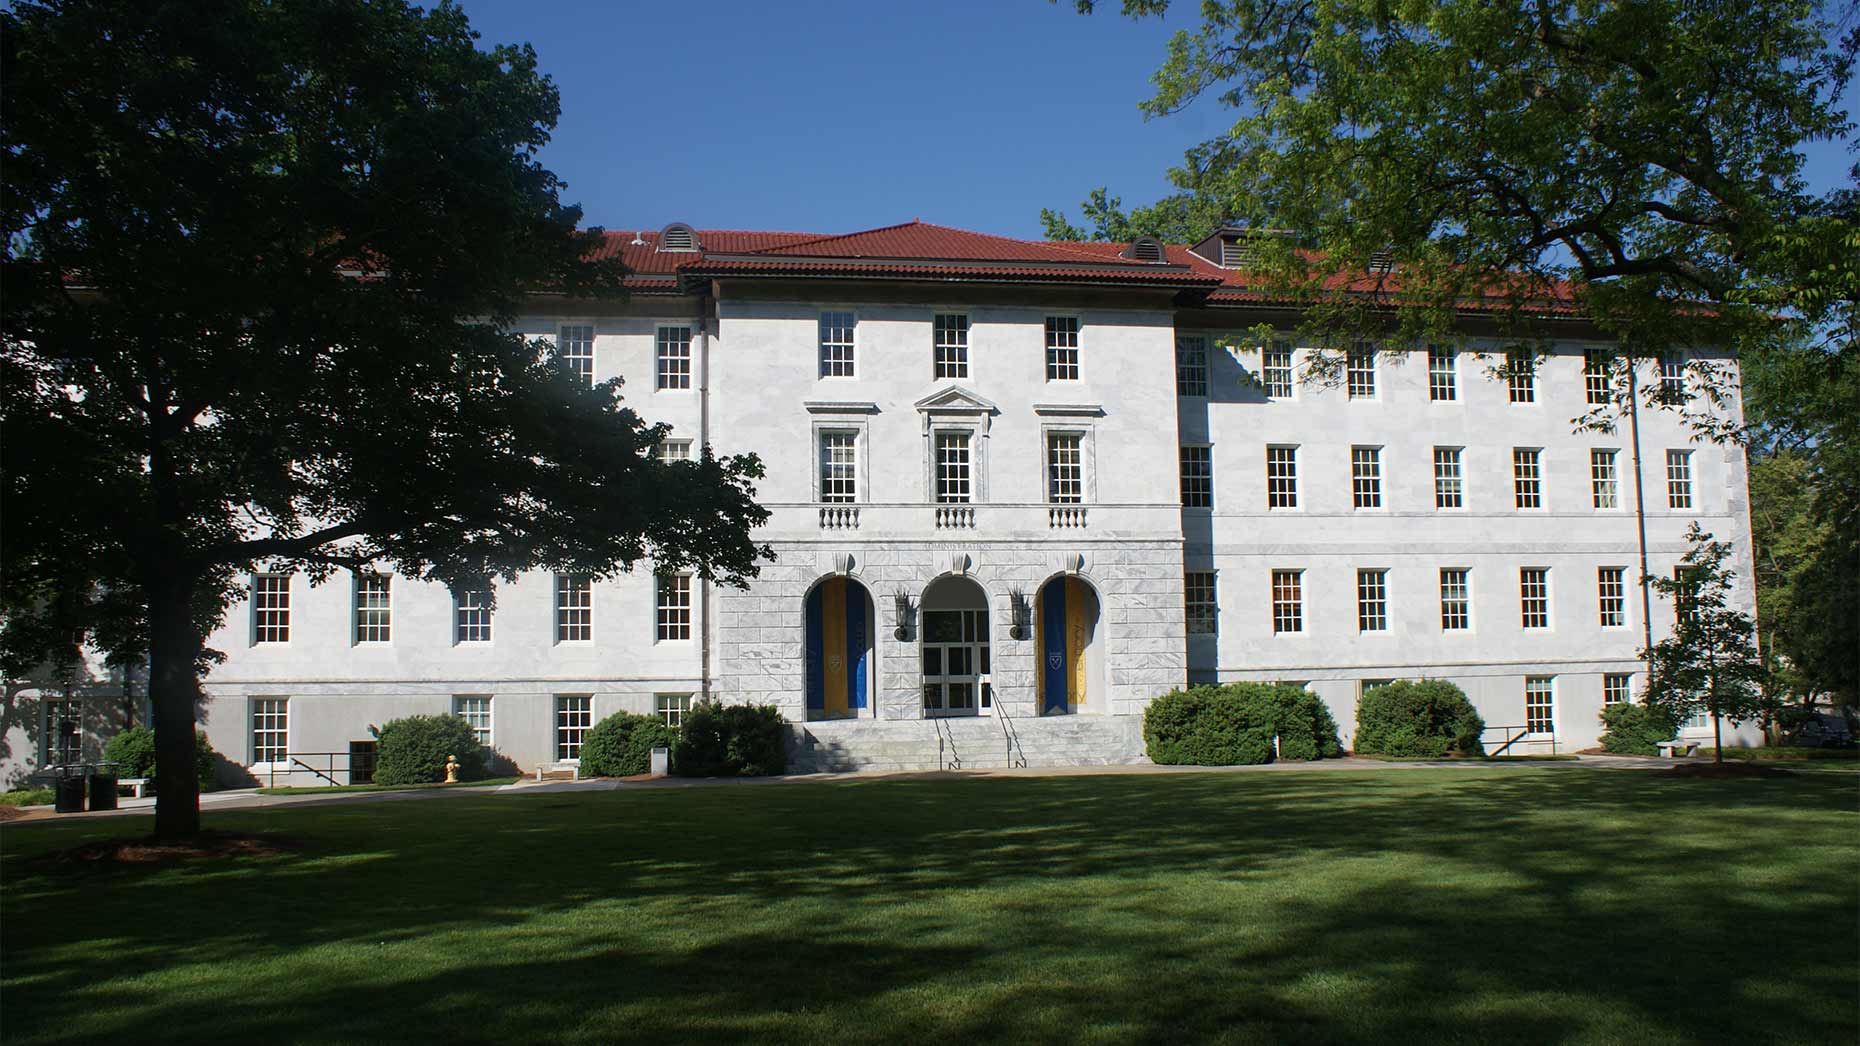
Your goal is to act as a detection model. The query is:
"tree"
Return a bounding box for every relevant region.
[1744,447,1858,707]
[1,0,772,838]
[1642,525,1771,761]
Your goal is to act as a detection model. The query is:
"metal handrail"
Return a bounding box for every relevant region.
[266,750,376,788]
[1481,724,1559,757]
[997,706,1027,768]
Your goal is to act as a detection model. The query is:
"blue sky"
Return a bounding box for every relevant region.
[455,0,1855,241]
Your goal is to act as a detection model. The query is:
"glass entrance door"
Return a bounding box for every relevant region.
[922,609,991,717]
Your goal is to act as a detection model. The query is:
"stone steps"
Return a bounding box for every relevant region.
[787,715,1147,774]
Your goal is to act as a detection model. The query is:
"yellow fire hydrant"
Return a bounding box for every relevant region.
[444,754,459,784]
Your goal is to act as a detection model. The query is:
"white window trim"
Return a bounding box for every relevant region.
[1175,333,1210,398]
[1350,445,1387,512]
[351,571,392,646]
[1043,313,1082,382]
[932,309,975,383]
[454,694,495,748]
[1258,338,1299,401]
[453,587,495,646]
[1039,422,1097,504]
[554,319,599,386]
[1597,566,1631,631]
[249,696,291,769]
[811,420,870,503]
[1524,676,1558,736]
[925,422,986,504]
[1266,443,1301,511]
[1345,344,1379,401]
[1440,566,1475,633]
[655,572,695,644]
[1179,442,1214,510]
[251,572,291,646]
[554,574,594,645]
[1520,566,1554,631]
[816,306,859,380]
[1427,345,1459,403]
[652,320,696,394]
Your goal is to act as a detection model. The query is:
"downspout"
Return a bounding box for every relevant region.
[698,288,715,704]
[1627,358,1655,681]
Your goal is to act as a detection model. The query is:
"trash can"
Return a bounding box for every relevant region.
[54,774,85,813]
[88,768,119,811]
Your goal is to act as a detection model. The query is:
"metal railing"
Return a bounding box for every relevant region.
[1481,725,1559,757]
[997,706,1028,768]
[266,750,377,789]
[934,717,962,770]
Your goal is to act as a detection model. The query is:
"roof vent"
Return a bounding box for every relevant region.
[657,222,700,252]
[1220,238,1261,268]
[1122,236,1166,263]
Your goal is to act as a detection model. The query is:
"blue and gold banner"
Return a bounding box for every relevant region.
[1040,576,1089,713]
[806,578,868,716]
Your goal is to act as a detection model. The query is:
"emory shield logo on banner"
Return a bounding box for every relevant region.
[1047,652,1064,671]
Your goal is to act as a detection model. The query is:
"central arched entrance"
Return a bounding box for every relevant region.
[805,576,873,719]
[921,575,991,716]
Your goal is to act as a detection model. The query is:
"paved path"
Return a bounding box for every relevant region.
[2,753,1708,826]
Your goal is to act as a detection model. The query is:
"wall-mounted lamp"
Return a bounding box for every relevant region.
[1008,589,1031,641]
[892,589,916,642]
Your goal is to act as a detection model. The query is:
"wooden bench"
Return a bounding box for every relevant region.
[118,778,151,798]
[1655,741,1701,758]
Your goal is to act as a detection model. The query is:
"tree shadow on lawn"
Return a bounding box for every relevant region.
[2,769,1855,1044]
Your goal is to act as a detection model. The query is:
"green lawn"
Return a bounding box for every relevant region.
[3,767,1856,1044]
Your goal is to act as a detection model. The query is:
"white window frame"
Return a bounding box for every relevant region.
[454,587,493,644]
[1267,445,1299,509]
[251,696,290,767]
[1184,570,1218,636]
[655,693,693,728]
[1351,445,1384,510]
[1584,350,1613,406]
[1044,315,1081,381]
[1357,568,1389,632]
[1513,448,1544,509]
[811,418,871,503]
[252,573,291,644]
[555,574,593,643]
[1440,568,1472,631]
[1659,353,1686,398]
[557,322,596,386]
[1520,567,1551,630]
[353,572,391,645]
[454,695,493,747]
[933,312,971,381]
[555,694,592,762]
[655,324,693,391]
[1666,450,1694,509]
[1603,673,1634,706]
[657,438,693,464]
[818,429,859,504]
[933,428,976,504]
[1591,449,1620,509]
[1433,447,1464,509]
[1179,444,1213,509]
[1176,335,1208,397]
[1506,350,1537,404]
[656,573,693,642]
[1046,430,1086,504]
[818,310,857,379]
[1261,340,1295,399]
[1428,346,1457,401]
[1525,676,1556,735]
[1597,567,1628,629]
[1346,343,1377,400]
[1271,569,1304,634]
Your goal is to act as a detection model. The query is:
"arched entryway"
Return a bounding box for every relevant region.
[921,575,991,716]
[804,576,874,719]
[1037,575,1103,714]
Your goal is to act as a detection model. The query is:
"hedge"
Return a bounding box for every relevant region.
[373,714,486,785]
[1352,679,1485,758]
[1144,682,1343,766]
[101,726,218,789]
[1598,701,1678,756]
[675,702,786,777]
[579,712,677,778]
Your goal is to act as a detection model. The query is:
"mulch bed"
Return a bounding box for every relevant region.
[39,831,302,866]
[1659,762,1795,779]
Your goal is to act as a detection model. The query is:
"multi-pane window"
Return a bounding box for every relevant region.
[819,432,857,503]
[656,573,692,641]
[657,439,692,464]
[1675,566,1702,625]
[1184,570,1218,635]
[1591,449,1620,509]
[555,575,592,642]
[1659,353,1685,397]
[1666,450,1694,509]
[655,325,692,390]
[1346,343,1377,399]
[556,695,592,761]
[455,589,493,643]
[1681,704,1710,730]
[44,699,81,765]
[1044,316,1080,380]
[1439,569,1471,630]
[558,324,594,385]
[1603,673,1634,706]
[1513,448,1543,509]
[1520,567,1550,629]
[1266,445,1298,508]
[1179,445,1213,508]
[252,697,289,764]
[1584,350,1612,405]
[1434,447,1464,508]
[1428,346,1457,401]
[1525,676,1556,734]
[1357,569,1388,632]
[454,695,492,747]
[1262,341,1294,399]
[354,573,391,643]
[1176,336,1208,397]
[818,311,856,377]
[933,313,969,379]
[656,693,692,728]
[1597,567,1627,627]
[1047,433,1083,504]
[1351,446,1383,509]
[1271,570,1303,634]
[935,432,972,503]
[253,574,290,643]
[1506,350,1536,403]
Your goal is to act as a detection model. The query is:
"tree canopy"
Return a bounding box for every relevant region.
[1,0,771,837]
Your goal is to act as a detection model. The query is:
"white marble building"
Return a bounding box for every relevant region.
[1,221,1761,784]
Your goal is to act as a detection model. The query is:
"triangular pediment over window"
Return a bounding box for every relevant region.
[915,385,999,435]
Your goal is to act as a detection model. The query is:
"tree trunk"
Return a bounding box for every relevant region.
[1712,710,1724,764]
[148,573,204,840]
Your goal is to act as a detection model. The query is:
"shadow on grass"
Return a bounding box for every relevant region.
[2,769,1855,1044]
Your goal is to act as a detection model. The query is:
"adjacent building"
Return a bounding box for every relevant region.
[0,221,1761,784]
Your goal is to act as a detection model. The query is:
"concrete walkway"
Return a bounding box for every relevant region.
[2,752,1711,825]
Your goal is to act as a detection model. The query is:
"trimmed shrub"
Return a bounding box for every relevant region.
[1598,701,1678,755]
[102,725,218,789]
[579,712,677,778]
[373,714,485,785]
[1353,679,1485,758]
[675,702,786,777]
[1144,682,1342,766]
